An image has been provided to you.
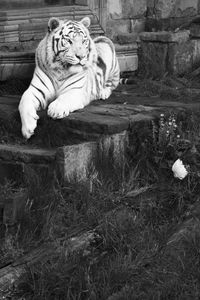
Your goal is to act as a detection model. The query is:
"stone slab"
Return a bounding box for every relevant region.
[1,85,200,147]
[139,30,190,43]
[1,83,200,185]
[56,130,128,184]
[62,111,129,135]
[0,144,55,164]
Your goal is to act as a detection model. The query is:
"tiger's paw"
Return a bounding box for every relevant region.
[47,100,70,119]
[21,115,38,139]
[100,87,112,100]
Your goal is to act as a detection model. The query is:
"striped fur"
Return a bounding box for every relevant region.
[18,17,120,139]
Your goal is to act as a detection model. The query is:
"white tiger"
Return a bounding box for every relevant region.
[18,16,120,139]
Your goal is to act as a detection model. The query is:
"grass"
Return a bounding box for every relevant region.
[0,112,199,299]
[1,77,200,299]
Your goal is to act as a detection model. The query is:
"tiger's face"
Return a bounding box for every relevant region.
[48,17,91,67]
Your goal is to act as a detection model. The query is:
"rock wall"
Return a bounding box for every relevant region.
[106,0,146,42]
[146,0,200,31]
[147,0,198,19]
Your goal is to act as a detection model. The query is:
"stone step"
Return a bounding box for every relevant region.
[0,84,200,188]
[0,5,138,79]
[0,5,104,53]
[0,6,92,23]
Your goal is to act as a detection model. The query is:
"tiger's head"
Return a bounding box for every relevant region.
[46,16,96,68]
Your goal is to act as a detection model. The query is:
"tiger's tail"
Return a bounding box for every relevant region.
[94,36,120,99]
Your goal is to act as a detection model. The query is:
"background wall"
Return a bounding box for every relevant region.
[147,0,199,19]
[105,0,146,42]
[146,0,200,31]
[104,0,200,38]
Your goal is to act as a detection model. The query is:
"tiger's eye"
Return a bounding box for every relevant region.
[63,39,72,45]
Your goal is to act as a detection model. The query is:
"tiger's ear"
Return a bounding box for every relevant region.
[48,17,60,32]
[80,17,91,28]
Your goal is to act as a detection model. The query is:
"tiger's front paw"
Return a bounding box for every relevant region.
[100,87,112,100]
[21,115,38,139]
[47,100,70,119]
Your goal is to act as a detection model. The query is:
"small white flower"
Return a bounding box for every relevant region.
[172,159,188,180]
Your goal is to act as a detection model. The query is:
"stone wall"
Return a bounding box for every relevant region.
[146,0,200,31]
[106,0,146,42]
[137,0,200,77]
[147,0,198,19]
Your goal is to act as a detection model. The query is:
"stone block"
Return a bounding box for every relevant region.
[107,0,122,20]
[65,110,129,137]
[118,53,138,73]
[97,131,128,173]
[193,39,200,64]
[55,131,128,185]
[0,144,55,187]
[138,41,168,78]
[56,142,97,184]
[106,19,130,39]
[4,33,19,42]
[0,144,55,164]
[121,0,147,18]
[139,30,190,43]
[168,40,194,75]
[130,18,145,34]
[108,0,146,19]
[139,30,199,77]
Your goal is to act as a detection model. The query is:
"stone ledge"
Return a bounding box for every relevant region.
[0,5,104,53]
[0,144,55,164]
[1,84,200,185]
[139,30,190,43]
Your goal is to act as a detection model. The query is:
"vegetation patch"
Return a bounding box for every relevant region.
[0,111,200,299]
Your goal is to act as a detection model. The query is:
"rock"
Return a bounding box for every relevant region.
[139,30,200,77]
